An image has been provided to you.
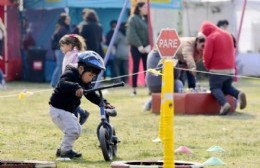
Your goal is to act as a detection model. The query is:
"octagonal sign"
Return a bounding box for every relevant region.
[156,29,181,58]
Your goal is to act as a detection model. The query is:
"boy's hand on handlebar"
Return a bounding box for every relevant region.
[75,88,84,97]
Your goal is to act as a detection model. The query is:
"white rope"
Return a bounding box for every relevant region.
[0,66,259,98]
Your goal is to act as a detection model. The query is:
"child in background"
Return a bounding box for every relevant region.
[59,34,89,125]
[49,51,115,159]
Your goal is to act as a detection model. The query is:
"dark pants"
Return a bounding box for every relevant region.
[0,40,3,83]
[114,58,128,83]
[0,40,3,56]
[209,74,239,106]
[130,46,147,88]
[103,56,116,79]
[0,68,3,83]
[180,70,196,89]
[74,106,85,118]
[21,50,29,80]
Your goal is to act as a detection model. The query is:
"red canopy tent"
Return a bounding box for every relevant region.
[0,0,17,6]
[0,0,22,81]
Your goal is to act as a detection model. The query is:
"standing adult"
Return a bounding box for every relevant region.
[126,2,150,95]
[114,22,129,83]
[200,21,246,115]
[50,12,70,88]
[0,17,6,87]
[104,20,117,80]
[176,34,206,89]
[80,9,104,58]
[21,20,36,81]
[72,8,89,35]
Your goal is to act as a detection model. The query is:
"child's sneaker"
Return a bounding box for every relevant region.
[79,110,90,125]
[1,79,6,89]
[219,102,231,115]
[143,99,152,112]
[238,92,247,109]
[60,150,82,159]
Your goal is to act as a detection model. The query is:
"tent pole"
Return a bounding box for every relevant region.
[236,0,247,53]
[94,0,129,88]
[4,5,7,80]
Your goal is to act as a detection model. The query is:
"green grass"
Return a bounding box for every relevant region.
[0,79,259,168]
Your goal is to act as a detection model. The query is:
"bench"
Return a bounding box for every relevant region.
[152,92,236,115]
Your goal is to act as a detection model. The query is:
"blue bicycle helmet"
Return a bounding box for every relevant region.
[78,51,106,74]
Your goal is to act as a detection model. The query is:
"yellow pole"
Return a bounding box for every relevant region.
[163,59,174,168]
[159,63,165,142]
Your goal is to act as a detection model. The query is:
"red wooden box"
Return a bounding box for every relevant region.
[151,93,236,115]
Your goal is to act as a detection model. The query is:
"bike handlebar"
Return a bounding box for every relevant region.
[83,81,125,94]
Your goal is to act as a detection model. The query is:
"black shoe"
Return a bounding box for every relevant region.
[60,150,82,159]
[56,148,61,157]
[79,110,90,125]
[238,92,247,109]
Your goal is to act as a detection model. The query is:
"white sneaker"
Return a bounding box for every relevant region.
[143,100,152,112]
[0,79,6,89]
[238,92,247,109]
[219,103,231,115]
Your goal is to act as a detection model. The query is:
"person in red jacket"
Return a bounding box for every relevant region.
[200,21,246,115]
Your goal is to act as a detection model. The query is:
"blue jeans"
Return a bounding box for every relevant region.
[209,74,240,106]
[0,68,3,83]
[175,79,184,93]
[73,106,85,118]
[50,50,64,88]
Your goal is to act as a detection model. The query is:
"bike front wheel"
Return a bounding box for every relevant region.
[99,127,113,161]
[111,127,117,157]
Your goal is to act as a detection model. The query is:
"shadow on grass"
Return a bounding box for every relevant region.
[221,111,255,120]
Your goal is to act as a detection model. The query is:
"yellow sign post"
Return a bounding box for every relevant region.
[159,64,165,141]
[156,28,181,168]
[162,59,174,168]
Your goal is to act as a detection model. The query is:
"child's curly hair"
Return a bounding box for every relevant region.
[59,34,87,51]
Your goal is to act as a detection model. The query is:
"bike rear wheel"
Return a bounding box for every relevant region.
[99,127,113,161]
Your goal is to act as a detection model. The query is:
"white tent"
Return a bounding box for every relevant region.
[182,0,260,53]
[182,0,260,76]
